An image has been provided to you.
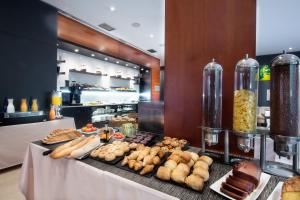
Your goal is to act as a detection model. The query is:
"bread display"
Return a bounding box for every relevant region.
[156,150,213,192]
[120,146,165,176]
[281,176,300,200]
[154,137,188,152]
[90,141,131,163]
[220,161,261,200]
[42,128,81,144]
[125,132,156,145]
[50,135,101,159]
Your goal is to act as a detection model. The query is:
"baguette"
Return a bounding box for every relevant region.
[50,137,84,157]
[50,136,91,159]
[70,136,100,158]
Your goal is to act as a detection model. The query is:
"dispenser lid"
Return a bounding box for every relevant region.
[236,54,259,68]
[204,58,223,71]
[271,51,300,66]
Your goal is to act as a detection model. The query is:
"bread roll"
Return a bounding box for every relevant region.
[168,154,181,163]
[193,167,209,181]
[190,152,199,162]
[98,152,106,159]
[171,168,187,184]
[105,153,116,161]
[281,176,300,200]
[152,156,160,165]
[114,149,124,157]
[129,143,138,149]
[164,160,177,170]
[157,166,171,181]
[194,160,209,170]
[134,161,143,171]
[187,159,195,168]
[51,137,84,156]
[185,174,204,191]
[143,155,154,166]
[199,155,213,166]
[181,152,192,163]
[176,163,190,175]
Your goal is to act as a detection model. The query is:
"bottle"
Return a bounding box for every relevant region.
[31,99,38,112]
[6,98,15,113]
[20,98,28,112]
[49,106,55,120]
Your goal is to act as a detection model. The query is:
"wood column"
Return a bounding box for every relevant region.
[165,0,256,157]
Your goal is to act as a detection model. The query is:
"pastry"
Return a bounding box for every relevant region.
[164,160,177,170]
[134,161,143,171]
[129,143,138,149]
[226,175,255,194]
[98,152,106,159]
[193,167,209,181]
[187,159,195,168]
[152,156,160,165]
[140,165,154,175]
[142,155,154,166]
[221,182,248,200]
[194,160,209,171]
[150,147,160,156]
[43,129,81,144]
[128,151,139,160]
[114,149,124,157]
[70,136,100,158]
[281,176,300,200]
[105,153,116,161]
[158,150,165,158]
[185,174,204,191]
[232,161,261,187]
[50,137,84,158]
[181,152,192,163]
[171,168,187,184]
[156,166,171,181]
[128,160,136,169]
[168,154,181,163]
[121,156,129,166]
[199,155,213,166]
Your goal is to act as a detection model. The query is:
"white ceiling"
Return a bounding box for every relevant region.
[42,0,300,65]
[42,0,165,65]
[256,0,300,55]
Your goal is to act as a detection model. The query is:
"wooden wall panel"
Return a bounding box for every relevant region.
[57,14,160,100]
[165,0,256,157]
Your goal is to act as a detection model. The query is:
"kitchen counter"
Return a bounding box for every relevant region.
[30,141,286,200]
[61,102,138,108]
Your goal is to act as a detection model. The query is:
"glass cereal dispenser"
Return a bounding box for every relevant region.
[233,54,259,152]
[202,59,223,146]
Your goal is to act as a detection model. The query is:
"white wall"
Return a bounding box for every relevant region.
[57,49,140,90]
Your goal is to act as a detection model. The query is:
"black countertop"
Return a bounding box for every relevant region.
[35,141,287,200]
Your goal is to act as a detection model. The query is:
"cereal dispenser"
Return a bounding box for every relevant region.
[200,59,229,163]
[233,54,259,152]
[268,52,300,175]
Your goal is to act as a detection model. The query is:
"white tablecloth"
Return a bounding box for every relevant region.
[20,143,179,200]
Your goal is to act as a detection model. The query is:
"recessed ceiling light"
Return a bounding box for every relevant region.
[289,47,293,50]
[149,34,154,38]
[110,6,115,11]
[104,57,108,61]
[74,49,79,52]
[146,70,149,73]
[134,66,137,69]
[91,54,95,57]
[132,22,141,28]
[141,68,144,71]
[56,43,59,46]
[116,61,119,64]
[125,64,129,66]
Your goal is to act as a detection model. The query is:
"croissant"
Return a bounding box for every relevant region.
[140,165,154,175]
[137,149,149,161]
[128,151,139,160]
[121,156,129,166]
[158,150,165,158]
[128,160,136,169]
[153,156,160,165]
[168,154,181,163]
[185,174,204,191]
[134,161,143,171]
[143,155,154,166]
[150,147,160,156]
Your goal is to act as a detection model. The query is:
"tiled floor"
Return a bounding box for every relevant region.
[0,167,25,200]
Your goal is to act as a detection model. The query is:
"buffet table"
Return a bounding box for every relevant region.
[20,141,286,200]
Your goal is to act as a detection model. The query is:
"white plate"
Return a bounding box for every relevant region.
[267,182,283,200]
[210,170,271,200]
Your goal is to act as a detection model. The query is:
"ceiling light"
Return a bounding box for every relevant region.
[134,66,137,69]
[116,61,119,64]
[104,57,108,61]
[56,43,59,46]
[125,64,129,66]
[132,22,141,28]
[146,70,149,73]
[141,68,144,71]
[74,49,79,52]
[289,47,293,50]
[149,34,154,38]
[91,54,95,57]
[110,6,115,12]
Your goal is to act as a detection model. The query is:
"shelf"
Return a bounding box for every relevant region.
[69,69,108,77]
[110,76,131,81]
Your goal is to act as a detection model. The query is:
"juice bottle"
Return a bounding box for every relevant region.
[20,98,28,112]
[49,106,55,120]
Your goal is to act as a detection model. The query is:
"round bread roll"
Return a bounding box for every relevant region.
[199,155,213,166]
[190,152,199,162]
[114,150,124,157]
[193,167,209,181]
[187,159,195,168]
[112,141,122,145]
[122,146,130,153]
[164,159,177,170]
[105,153,116,161]
[176,163,190,175]
[194,160,209,170]
[98,152,106,159]
[157,166,171,181]
[171,168,187,184]
[168,154,181,163]
[181,152,192,163]
[172,150,183,156]
[129,143,138,149]
[185,174,204,191]
[153,156,160,165]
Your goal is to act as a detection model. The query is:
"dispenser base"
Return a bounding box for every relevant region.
[263,163,300,178]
